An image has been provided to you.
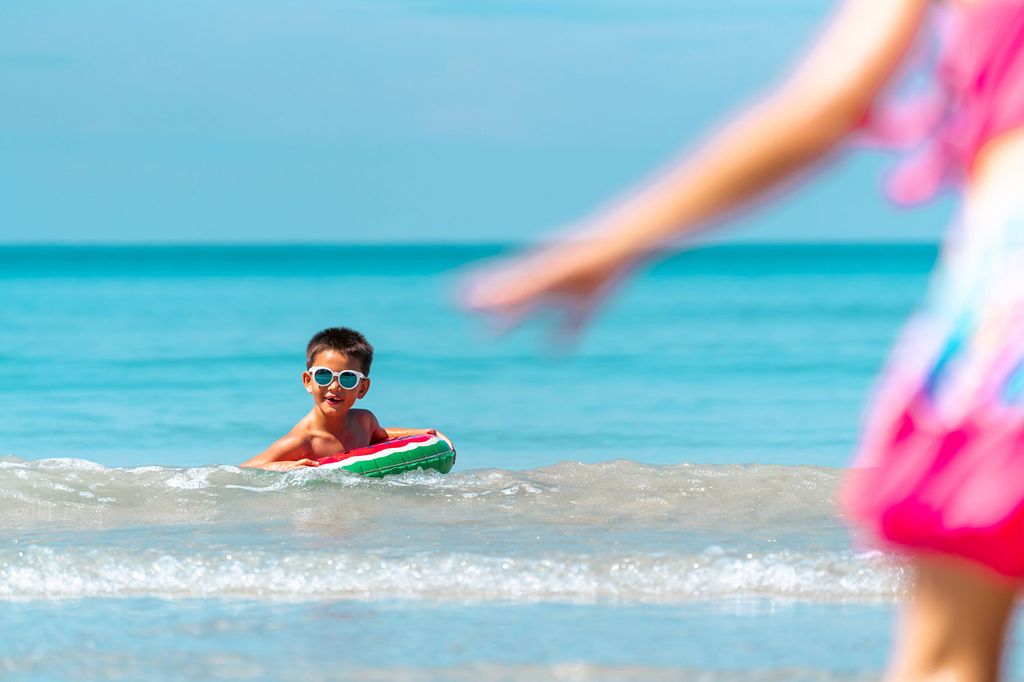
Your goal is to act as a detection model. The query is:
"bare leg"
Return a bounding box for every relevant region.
[884,555,1019,682]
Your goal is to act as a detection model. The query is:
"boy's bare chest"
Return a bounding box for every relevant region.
[308,426,371,457]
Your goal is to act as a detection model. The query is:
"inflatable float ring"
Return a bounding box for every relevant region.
[315,433,455,477]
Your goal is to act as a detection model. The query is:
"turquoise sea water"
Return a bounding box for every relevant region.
[3,244,1022,680]
[1,244,933,469]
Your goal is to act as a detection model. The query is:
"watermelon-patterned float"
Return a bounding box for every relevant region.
[315,433,455,478]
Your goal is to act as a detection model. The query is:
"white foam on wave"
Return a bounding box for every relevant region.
[165,467,213,490]
[0,544,905,603]
[34,457,109,471]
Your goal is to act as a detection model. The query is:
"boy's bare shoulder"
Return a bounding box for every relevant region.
[277,413,319,445]
[269,411,329,455]
[240,420,316,468]
[272,427,315,453]
[349,408,380,427]
[350,408,390,445]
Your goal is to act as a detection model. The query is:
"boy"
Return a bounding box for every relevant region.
[242,327,449,471]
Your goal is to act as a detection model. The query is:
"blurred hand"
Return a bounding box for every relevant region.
[461,237,637,342]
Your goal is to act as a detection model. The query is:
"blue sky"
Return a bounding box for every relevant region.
[0,0,950,244]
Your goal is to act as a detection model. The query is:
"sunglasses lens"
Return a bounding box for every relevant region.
[338,372,360,390]
[312,368,334,386]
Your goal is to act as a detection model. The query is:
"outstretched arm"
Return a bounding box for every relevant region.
[464,0,930,325]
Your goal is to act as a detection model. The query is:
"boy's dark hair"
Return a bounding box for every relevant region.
[306,327,374,374]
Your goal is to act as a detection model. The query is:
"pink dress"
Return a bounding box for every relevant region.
[844,0,1024,577]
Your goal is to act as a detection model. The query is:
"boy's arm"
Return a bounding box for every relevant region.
[382,426,453,449]
[361,411,392,444]
[241,434,319,471]
[361,412,452,448]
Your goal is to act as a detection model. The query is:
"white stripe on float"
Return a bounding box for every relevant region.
[317,436,444,469]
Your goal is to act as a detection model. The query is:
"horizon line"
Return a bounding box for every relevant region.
[0,238,942,248]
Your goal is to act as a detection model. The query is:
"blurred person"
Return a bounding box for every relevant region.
[464,1,1024,680]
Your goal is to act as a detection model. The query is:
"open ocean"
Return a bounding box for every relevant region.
[2,243,1022,681]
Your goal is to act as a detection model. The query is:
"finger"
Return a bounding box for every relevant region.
[483,304,533,338]
[464,288,551,341]
[458,243,625,343]
[551,260,632,348]
[548,298,594,351]
[458,285,533,338]
[457,261,546,320]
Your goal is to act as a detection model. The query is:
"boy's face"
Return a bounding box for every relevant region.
[302,349,370,417]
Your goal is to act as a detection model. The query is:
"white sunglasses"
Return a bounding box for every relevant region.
[307,366,367,390]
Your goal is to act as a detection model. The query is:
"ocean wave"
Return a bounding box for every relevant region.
[0,457,897,604]
[0,456,843,531]
[0,543,904,603]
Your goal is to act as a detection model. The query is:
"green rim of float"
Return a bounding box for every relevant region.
[314,434,455,478]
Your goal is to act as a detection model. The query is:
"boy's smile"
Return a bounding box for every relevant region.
[303,349,370,417]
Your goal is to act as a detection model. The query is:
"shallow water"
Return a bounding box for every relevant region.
[2,599,897,681]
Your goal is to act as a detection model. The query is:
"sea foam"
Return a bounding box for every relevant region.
[0,458,903,604]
